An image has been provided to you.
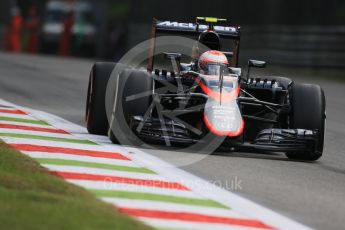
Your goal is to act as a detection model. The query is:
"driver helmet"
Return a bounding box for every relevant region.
[198,50,229,75]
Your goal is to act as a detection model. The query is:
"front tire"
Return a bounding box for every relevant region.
[286,83,326,161]
[109,69,153,145]
[86,62,115,135]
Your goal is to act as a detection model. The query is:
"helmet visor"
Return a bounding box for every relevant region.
[203,64,229,75]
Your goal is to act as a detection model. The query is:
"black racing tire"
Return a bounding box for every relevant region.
[121,69,153,117]
[86,62,116,135]
[109,69,153,144]
[109,129,119,144]
[285,83,326,161]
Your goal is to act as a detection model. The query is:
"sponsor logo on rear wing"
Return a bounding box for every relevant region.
[156,21,240,37]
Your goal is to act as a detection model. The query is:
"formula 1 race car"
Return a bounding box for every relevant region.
[85,17,326,161]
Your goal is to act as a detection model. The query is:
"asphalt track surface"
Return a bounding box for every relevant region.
[0,52,344,230]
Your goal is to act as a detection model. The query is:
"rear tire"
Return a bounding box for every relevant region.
[285,83,326,161]
[86,62,116,135]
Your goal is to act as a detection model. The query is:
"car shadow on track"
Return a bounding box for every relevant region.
[123,141,320,163]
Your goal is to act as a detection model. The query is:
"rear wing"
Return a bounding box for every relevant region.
[155,20,241,39]
[148,18,241,71]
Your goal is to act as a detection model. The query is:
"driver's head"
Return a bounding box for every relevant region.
[198,31,221,51]
[198,50,229,75]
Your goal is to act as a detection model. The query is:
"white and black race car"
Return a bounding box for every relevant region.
[86,17,326,161]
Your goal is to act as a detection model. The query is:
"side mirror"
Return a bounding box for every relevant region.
[246,59,267,81]
[248,59,266,68]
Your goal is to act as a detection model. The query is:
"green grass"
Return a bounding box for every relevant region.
[0,141,153,230]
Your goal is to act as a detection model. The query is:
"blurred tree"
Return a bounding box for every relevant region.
[108,0,130,19]
[105,0,131,59]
